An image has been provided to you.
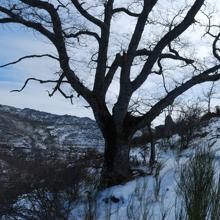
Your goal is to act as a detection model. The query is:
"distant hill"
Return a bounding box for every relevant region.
[0,104,104,151]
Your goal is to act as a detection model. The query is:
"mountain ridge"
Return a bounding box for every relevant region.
[0,104,104,151]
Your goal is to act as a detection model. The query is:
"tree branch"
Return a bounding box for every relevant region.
[48,72,65,97]
[0,17,15,23]
[10,77,69,93]
[104,53,122,93]
[213,32,220,62]
[0,5,55,42]
[113,8,140,17]
[13,1,95,104]
[112,0,158,126]
[132,0,205,91]
[135,49,194,64]
[57,87,74,104]
[70,0,105,28]
[126,0,158,64]
[0,54,59,68]
[93,0,114,96]
[64,30,100,43]
[134,64,220,131]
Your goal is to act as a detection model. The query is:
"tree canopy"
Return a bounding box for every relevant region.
[0,0,220,185]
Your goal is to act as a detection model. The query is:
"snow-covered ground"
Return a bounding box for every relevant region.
[69,117,220,219]
[1,110,220,219]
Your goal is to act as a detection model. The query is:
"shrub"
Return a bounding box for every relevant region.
[0,149,102,220]
[175,103,203,149]
[177,147,220,220]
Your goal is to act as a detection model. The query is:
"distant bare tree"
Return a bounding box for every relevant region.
[176,102,204,149]
[201,82,219,113]
[0,0,220,186]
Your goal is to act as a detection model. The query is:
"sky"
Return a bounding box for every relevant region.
[0,24,94,117]
[0,0,219,121]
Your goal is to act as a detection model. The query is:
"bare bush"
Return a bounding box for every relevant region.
[0,149,102,220]
[175,103,204,149]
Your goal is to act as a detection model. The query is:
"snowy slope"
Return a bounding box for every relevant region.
[70,117,220,220]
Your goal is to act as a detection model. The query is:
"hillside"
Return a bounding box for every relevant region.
[0,104,104,151]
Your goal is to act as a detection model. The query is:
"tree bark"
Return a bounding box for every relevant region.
[100,134,131,187]
[148,127,156,167]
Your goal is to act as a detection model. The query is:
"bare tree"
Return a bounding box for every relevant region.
[0,0,220,186]
[201,81,218,113]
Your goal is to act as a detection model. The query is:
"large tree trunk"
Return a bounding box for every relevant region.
[100,135,131,187]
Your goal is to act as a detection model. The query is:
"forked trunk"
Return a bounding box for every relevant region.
[101,136,131,187]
